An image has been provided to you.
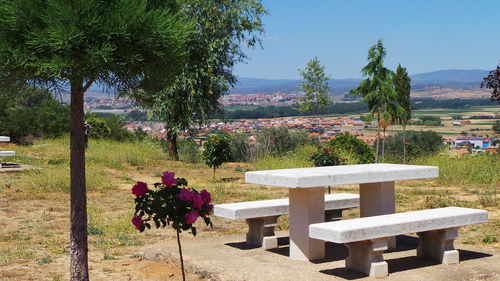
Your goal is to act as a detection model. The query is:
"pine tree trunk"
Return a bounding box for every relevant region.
[69,81,89,281]
[166,131,179,161]
[402,124,407,163]
[375,113,381,163]
[213,167,216,180]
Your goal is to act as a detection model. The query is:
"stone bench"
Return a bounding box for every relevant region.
[214,193,359,249]
[309,207,488,277]
[0,151,16,168]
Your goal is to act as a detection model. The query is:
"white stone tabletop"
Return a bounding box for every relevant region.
[0,136,10,142]
[245,163,439,188]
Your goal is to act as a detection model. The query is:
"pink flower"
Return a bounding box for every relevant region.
[162,172,176,187]
[193,194,204,209]
[178,188,194,202]
[205,203,214,215]
[185,210,199,224]
[132,182,148,196]
[200,189,211,204]
[131,216,144,230]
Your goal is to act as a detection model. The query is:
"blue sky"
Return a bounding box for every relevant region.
[234,0,500,79]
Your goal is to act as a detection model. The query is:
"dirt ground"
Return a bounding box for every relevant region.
[145,230,500,281]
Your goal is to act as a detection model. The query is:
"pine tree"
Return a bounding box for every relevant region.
[350,40,396,162]
[0,1,190,279]
[393,64,412,163]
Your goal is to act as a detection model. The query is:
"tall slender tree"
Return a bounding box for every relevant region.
[392,64,412,162]
[151,0,267,160]
[0,1,191,280]
[350,40,396,162]
[298,57,332,114]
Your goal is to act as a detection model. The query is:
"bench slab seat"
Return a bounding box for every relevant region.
[309,207,488,277]
[0,151,16,168]
[0,136,10,142]
[0,151,15,157]
[215,193,359,249]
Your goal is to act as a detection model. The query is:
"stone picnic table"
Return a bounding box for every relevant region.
[0,136,10,142]
[245,163,439,261]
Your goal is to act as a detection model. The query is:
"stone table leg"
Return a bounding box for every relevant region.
[289,187,325,261]
[359,181,396,249]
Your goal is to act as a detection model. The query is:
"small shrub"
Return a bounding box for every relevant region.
[87,115,111,139]
[482,234,498,244]
[229,133,251,162]
[256,127,315,157]
[203,134,233,179]
[178,139,201,163]
[37,256,53,265]
[493,120,500,134]
[385,130,444,161]
[328,133,374,164]
[308,147,345,167]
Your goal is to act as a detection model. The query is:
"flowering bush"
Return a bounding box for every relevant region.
[131,171,213,235]
[131,172,213,281]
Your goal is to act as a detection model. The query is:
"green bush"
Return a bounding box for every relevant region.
[256,126,315,157]
[493,120,500,134]
[105,116,135,141]
[385,130,444,161]
[87,115,111,139]
[178,139,201,163]
[229,133,251,162]
[203,134,233,179]
[309,147,345,167]
[0,100,70,144]
[328,133,374,164]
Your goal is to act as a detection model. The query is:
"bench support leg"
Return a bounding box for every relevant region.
[346,239,388,278]
[289,187,325,261]
[246,215,280,249]
[325,209,344,221]
[417,228,459,264]
[359,181,396,250]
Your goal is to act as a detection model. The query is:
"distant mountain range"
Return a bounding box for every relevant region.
[231,69,490,95]
[82,69,491,100]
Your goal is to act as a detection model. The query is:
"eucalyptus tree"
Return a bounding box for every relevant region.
[350,40,396,162]
[298,57,332,114]
[0,1,191,280]
[151,0,267,160]
[392,64,412,162]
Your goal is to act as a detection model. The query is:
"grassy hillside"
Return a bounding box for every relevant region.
[0,138,498,280]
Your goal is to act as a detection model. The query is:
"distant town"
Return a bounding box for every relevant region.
[82,90,499,154]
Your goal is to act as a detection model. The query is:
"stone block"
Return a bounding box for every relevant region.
[309,207,488,244]
[245,163,439,188]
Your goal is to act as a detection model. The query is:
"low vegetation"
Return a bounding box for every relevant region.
[0,130,498,279]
